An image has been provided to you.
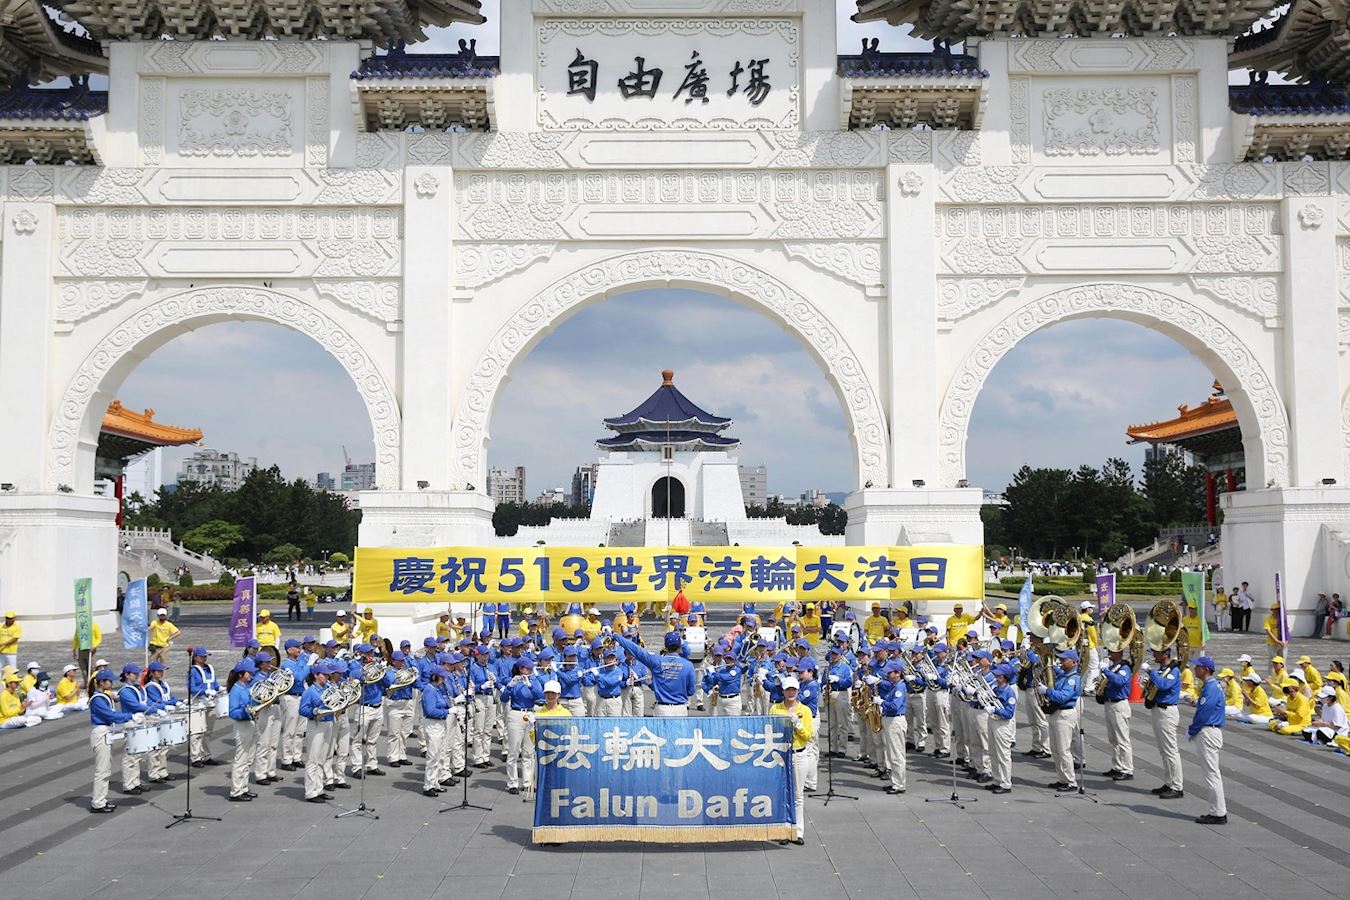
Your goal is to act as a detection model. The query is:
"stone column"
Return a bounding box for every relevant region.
[0,202,54,491]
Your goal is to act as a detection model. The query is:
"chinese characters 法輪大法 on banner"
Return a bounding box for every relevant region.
[531,715,796,843]
[352,545,985,605]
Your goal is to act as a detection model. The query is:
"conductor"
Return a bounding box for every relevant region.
[614,631,696,717]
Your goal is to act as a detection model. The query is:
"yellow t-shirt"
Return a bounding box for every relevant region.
[72,622,102,651]
[1180,667,1196,700]
[149,619,180,647]
[1222,679,1243,708]
[535,704,572,720]
[1284,692,1312,729]
[1302,664,1324,692]
[0,622,20,654]
[0,690,22,723]
[945,614,975,647]
[1080,617,1099,650]
[581,620,603,642]
[1246,685,1273,718]
[56,676,81,704]
[1181,613,1201,647]
[1263,614,1282,648]
[20,673,36,695]
[769,701,814,751]
[331,621,352,646]
[800,613,822,643]
[355,615,379,642]
[255,620,282,649]
[863,615,889,642]
[435,620,456,641]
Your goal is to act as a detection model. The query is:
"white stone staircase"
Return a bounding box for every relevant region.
[644,517,691,548]
[119,527,222,583]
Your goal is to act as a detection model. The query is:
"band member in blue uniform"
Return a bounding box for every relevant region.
[1037,648,1081,791]
[615,630,695,716]
[89,669,136,813]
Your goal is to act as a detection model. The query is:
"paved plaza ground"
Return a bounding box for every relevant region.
[4,603,1350,899]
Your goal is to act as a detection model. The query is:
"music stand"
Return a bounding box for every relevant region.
[167,670,220,828]
[1055,696,1099,803]
[440,684,491,814]
[808,684,857,806]
[335,699,378,819]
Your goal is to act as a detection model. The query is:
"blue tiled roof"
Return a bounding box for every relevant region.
[0,81,107,121]
[355,42,500,80]
[1230,81,1350,116]
[837,50,987,79]
[604,377,731,430]
[597,431,740,449]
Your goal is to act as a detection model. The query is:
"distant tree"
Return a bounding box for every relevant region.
[1143,452,1206,526]
[264,543,304,565]
[182,519,244,557]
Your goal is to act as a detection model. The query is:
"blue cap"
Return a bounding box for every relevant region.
[1000,640,1015,651]
[1056,649,1079,662]
[994,664,1016,680]
[972,650,993,661]
[121,663,142,676]
[552,628,567,640]
[934,643,949,653]
[518,659,535,670]
[990,622,1003,630]
[796,659,817,673]
[234,658,257,674]
[846,612,857,620]
[246,639,260,649]
[573,629,586,638]
[826,647,841,657]
[391,652,406,663]
[664,632,683,650]
[926,626,938,633]
[284,639,301,649]
[604,647,617,657]
[147,661,165,672]
[474,644,489,655]
[423,637,438,648]
[433,665,451,679]
[192,646,210,657]
[539,648,556,661]
[302,635,316,644]
[563,645,578,657]
[884,661,905,675]
[917,616,929,624]
[94,669,115,683]
[966,629,979,638]
[793,638,809,649]
[1194,656,1216,672]
[401,640,411,648]
[324,639,338,648]
[355,643,372,654]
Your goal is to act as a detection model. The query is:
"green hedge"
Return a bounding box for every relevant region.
[166,584,345,602]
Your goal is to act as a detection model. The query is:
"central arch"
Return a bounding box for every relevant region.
[451,249,889,491]
[47,285,401,492]
[938,282,1290,490]
[651,476,685,519]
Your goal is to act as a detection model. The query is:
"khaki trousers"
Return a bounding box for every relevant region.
[90,726,112,809]
[1192,727,1225,816]
[280,694,306,765]
[231,719,256,797]
[304,719,333,799]
[883,715,907,791]
[385,698,415,763]
[1104,699,1134,775]
[597,695,623,717]
[1048,705,1079,786]
[927,690,951,754]
[1022,687,1049,753]
[988,713,1016,789]
[349,704,383,772]
[1151,705,1183,790]
[254,705,281,778]
[423,719,447,791]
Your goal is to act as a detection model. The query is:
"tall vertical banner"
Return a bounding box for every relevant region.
[1094,572,1116,616]
[1017,574,1034,638]
[122,578,148,650]
[1275,572,1289,643]
[73,577,94,650]
[532,716,796,843]
[1180,570,1210,644]
[228,576,256,648]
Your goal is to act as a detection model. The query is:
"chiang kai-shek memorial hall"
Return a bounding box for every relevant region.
[5,0,1350,635]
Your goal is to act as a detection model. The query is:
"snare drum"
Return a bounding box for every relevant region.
[124,723,161,755]
[188,702,210,735]
[684,626,706,662]
[213,693,229,717]
[157,715,189,747]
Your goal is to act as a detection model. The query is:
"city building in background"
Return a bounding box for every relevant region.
[315,471,336,491]
[341,462,376,492]
[177,447,256,492]
[537,487,568,505]
[488,465,527,505]
[738,463,768,509]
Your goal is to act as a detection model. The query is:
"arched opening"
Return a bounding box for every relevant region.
[651,476,686,519]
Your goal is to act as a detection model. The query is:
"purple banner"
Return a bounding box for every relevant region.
[1094,572,1115,616]
[229,576,256,648]
[1275,572,1289,643]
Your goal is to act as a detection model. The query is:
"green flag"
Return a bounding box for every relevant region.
[74,577,94,649]
[1180,570,1210,643]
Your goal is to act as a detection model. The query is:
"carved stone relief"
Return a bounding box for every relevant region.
[306,78,329,166]
[936,277,1026,325]
[783,242,883,288]
[1172,75,1197,164]
[1042,87,1161,158]
[312,279,401,323]
[1187,275,1281,323]
[141,79,165,166]
[54,281,149,326]
[454,243,558,290]
[178,88,294,158]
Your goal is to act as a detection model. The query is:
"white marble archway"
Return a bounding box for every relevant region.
[47,285,401,492]
[938,282,1290,490]
[451,249,889,492]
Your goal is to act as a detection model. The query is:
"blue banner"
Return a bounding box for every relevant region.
[1018,574,1034,638]
[532,715,796,843]
[122,578,147,650]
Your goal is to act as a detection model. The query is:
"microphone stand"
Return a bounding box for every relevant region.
[808,683,857,805]
[335,690,377,819]
[926,683,977,810]
[167,668,220,828]
[441,680,490,813]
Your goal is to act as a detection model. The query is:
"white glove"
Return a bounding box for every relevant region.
[1035,685,1049,696]
[828,675,840,684]
[1140,661,1151,673]
[453,695,467,705]
[872,696,883,706]
[132,712,146,724]
[983,704,996,714]
[865,675,881,686]
[961,685,975,698]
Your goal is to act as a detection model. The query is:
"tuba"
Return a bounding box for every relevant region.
[1029,596,1079,713]
[1096,603,1142,703]
[1142,599,1185,708]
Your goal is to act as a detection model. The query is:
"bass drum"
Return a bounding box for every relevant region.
[684,626,706,662]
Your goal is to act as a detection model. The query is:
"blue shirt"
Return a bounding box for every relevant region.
[188,663,219,699]
[1046,669,1081,710]
[281,657,309,695]
[501,678,541,711]
[1100,661,1132,702]
[387,667,415,701]
[704,663,743,697]
[228,680,254,721]
[586,664,626,698]
[798,679,821,715]
[1188,677,1226,736]
[555,665,583,700]
[299,683,334,722]
[118,682,159,715]
[146,680,177,707]
[361,669,391,707]
[1150,663,1182,705]
[89,692,134,727]
[422,683,450,720]
[881,678,908,717]
[615,633,696,705]
[825,661,854,691]
[991,683,1017,720]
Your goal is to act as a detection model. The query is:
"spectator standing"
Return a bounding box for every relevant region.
[1235,582,1254,632]
[0,610,20,670]
[72,620,102,684]
[1312,593,1331,638]
[147,609,180,664]
[286,584,301,622]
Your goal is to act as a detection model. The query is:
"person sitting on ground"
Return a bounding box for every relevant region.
[1218,668,1243,716]
[53,663,88,712]
[1298,655,1324,693]
[1326,670,1350,711]
[1305,686,1349,745]
[0,670,40,728]
[1236,672,1273,726]
[25,671,63,720]
[1269,679,1312,735]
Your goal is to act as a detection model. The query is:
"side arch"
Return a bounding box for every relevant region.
[47,285,400,492]
[937,282,1289,489]
[452,250,889,491]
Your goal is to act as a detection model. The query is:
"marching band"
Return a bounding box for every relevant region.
[78,596,1236,827]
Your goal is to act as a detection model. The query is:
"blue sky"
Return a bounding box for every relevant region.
[117,4,1217,497]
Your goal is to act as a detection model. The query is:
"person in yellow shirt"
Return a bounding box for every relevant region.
[1270,679,1311,735]
[529,679,573,747]
[355,608,379,643]
[72,620,102,683]
[1181,602,1203,651]
[1237,672,1272,725]
[1218,668,1243,713]
[0,672,39,728]
[54,663,88,712]
[769,676,813,846]
[1180,665,1197,703]
[1263,605,1285,659]
[0,610,20,670]
[148,609,180,664]
[1326,671,1350,711]
[984,604,1013,638]
[435,613,456,643]
[331,610,353,648]
[20,662,40,695]
[255,610,281,651]
[1266,656,1287,694]
[1236,653,1256,680]
[581,609,603,642]
[863,604,889,643]
[799,604,822,645]
[945,604,975,647]
[1213,586,1228,633]
[1297,655,1324,692]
